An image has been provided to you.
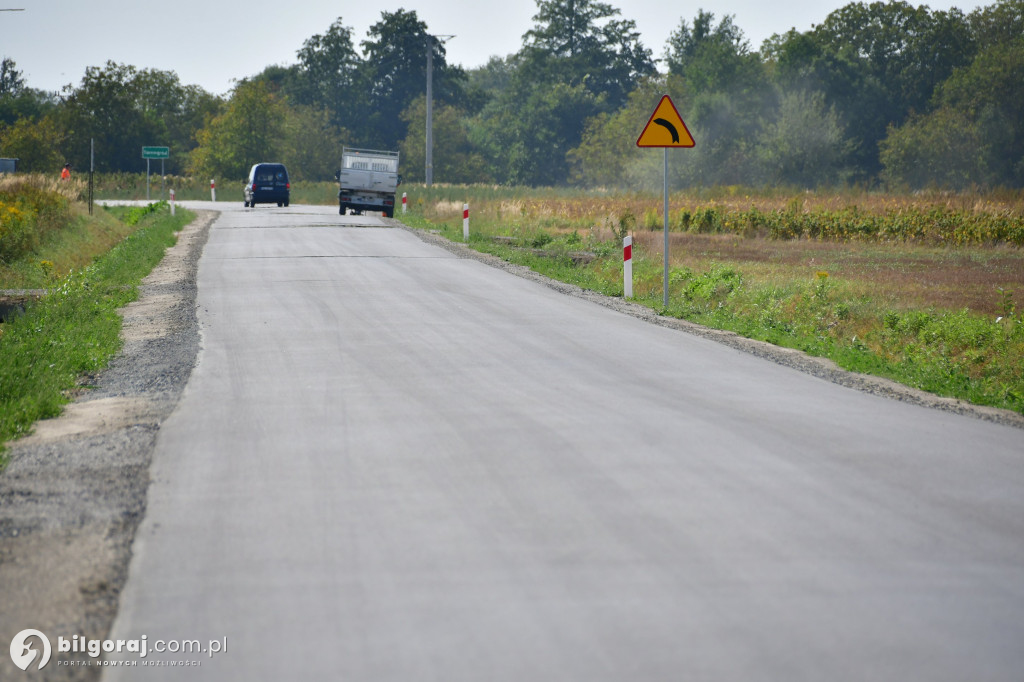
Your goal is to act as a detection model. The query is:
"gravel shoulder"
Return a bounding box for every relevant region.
[0,211,214,680]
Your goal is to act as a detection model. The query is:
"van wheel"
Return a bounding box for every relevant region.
[277,202,283,207]
[339,206,345,215]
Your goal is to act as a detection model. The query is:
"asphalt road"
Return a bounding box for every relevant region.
[106,203,1024,681]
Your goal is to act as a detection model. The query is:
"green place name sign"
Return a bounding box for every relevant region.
[142,146,170,159]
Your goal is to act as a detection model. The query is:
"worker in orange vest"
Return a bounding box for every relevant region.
[60,163,71,180]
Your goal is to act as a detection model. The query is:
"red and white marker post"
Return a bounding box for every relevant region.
[210,179,216,202]
[463,203,469,241]
[169,188,176,216]
[402,192,408,214]
[623,235,633,298]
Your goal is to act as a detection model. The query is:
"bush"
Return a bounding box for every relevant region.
[0,177,73,264]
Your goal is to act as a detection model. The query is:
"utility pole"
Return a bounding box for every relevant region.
[426,40,433,187]
[425,34,454,187]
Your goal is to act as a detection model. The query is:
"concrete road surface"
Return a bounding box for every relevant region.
[106,204,1024,680]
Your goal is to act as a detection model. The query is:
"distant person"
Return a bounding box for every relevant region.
[60,163,71,180]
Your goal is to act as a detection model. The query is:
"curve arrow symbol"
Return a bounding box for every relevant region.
[653,118,680,144]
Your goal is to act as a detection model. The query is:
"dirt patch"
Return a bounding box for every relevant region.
[626,232,1024,316]
[0,210,213,680]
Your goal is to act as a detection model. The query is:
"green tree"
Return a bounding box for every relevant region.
[879,108,986,189]
[0,58,57,127]
[295,18,365,134]
[360,9,465,149]
[968,0,1024,50]
[0,87,56,127]
[0,115,65,172]
[568,75,678,188]
[661,10,772,187]
[133,68,220,164]
[935,36,1024,175]
[399,96,489,184]
[466,56,518,102]
[754,91,853,187]
[771,2,975,178]
[664,10,761,94]
[881,36,1024,188]
[58,62,154,172]
[251,64,304,100]
[482,81,603,186]
[0,57,25,96]
[473,0,654,186]
[282,105,347,181]
[58,62,217,173]
[520,0,654,110]
[188,80,286,181]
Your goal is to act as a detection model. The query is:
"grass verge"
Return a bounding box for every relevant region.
[0,202,194,466]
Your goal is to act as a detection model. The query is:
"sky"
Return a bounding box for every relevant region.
[2,0,989,96]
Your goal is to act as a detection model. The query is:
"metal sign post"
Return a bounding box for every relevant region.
[663,149,670,307]
[636,95,695,309]
[141,147,170,202]
[89,138,94,215]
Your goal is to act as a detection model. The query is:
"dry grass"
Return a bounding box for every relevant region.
[424,189,1024,224]
[433,200,465,216]
[0,173,86,203]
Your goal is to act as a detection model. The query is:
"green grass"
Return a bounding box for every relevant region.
[0,202,194,465]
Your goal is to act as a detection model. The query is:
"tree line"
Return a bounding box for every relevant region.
[1,0,1021,190]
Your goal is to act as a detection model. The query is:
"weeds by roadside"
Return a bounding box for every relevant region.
[0,175,78,264]
[0,202,193,465]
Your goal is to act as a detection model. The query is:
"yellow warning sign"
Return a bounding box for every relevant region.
[636,95,695,148]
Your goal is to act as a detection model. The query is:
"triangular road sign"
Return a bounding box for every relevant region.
[636,95,695,148]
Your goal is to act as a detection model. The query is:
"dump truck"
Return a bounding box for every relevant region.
[335,148,401,218]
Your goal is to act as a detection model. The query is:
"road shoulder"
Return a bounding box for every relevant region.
[0,211,213,679]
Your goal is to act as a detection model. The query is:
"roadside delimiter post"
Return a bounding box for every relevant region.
[623,235,633,298]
